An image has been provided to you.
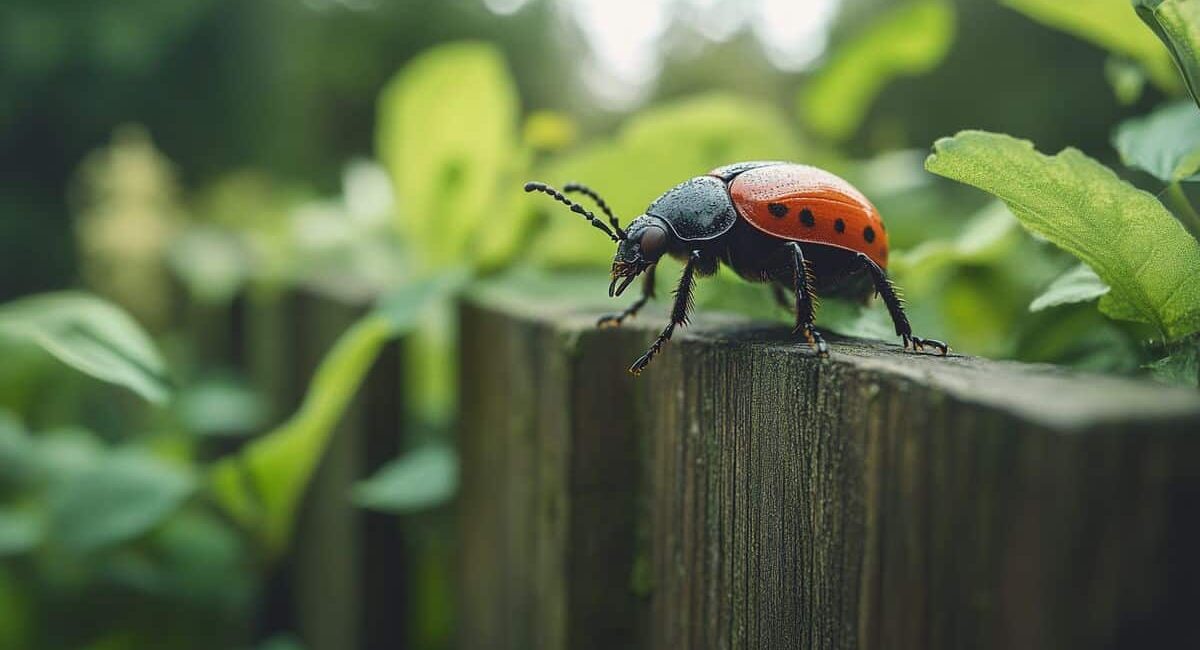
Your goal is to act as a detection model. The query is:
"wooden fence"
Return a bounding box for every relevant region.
[457,283,1200,650]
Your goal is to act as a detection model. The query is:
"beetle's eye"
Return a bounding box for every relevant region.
[639,226,667,259]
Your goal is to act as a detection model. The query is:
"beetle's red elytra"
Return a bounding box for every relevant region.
[525,161,947,375]
[729,163,888,269]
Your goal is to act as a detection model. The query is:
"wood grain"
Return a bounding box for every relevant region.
[457,281,1200,650]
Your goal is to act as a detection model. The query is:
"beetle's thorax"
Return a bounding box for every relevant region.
[645,176,739,242]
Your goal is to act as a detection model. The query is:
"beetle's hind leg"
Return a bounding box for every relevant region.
[598,264,657,328]
[786,242,828,356]
[853,252,949,355]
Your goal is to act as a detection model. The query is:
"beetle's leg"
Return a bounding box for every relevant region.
[786,242,828,356]
[599,264,657,328]
[630,251,701,375]
[854,252,949,355]
[564,182,624,239]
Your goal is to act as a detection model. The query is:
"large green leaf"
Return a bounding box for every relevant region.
[926,130,1200,339]
[0,292,169,403]
[352,444,457,514]
[47,448,196,553]
[799,0,955,141]
[1030,263,1112,311]
[1004,0,1180,91]
[528,94,805,268]
[1113,100,1200,182]
[1134,0,1200,108]
[376,42,520,270]
[208,278,448,556]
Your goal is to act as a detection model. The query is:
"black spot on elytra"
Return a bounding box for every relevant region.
[768,202,788,218]
[863,226,876,243]
[834,218,845,233]
[800,208,815,227]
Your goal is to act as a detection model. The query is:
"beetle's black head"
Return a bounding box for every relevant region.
[609,215,671,297]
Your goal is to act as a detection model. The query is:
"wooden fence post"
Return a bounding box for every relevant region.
[457,280,1200,650]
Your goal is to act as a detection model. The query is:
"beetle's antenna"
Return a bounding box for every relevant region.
[524,181,623,241]
[564,182,625,239]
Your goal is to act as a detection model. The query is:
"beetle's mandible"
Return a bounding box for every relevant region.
[525,161,948,374]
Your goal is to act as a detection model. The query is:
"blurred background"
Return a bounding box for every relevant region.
[0,0,1189,648]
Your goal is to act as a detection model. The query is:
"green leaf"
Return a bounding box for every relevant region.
[1148,338,1200,385]
[1134,0,1200,108]
[208,278,446,555]
[1030,263,1112,311]
[0,509,41,557]
[352,445,458,514]
[209,316,392,555]
[0,411,37,487]
[1004,0,1180,91]
[0,292,170,403]
[47,448,195,553]
[815,299,897,341]
[891,201,1021,291]
[374,270,469,331]
[1113,100,1200,182]
[376,42,520,270]
[530,94,804,268]
[1105,56,1150,104]
[151,511,252,608]
[34,428,106,480]
[166,226,249,304]
[799,0,955,141]
[258,634,306,650]
[175,377,268,438]
[926,130,1200,339]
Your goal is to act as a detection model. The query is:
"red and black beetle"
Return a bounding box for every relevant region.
[525,161,947,374]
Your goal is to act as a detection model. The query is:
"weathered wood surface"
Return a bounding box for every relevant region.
[457,280,1200,650]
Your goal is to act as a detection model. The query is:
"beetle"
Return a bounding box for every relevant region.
[525,160,947,374]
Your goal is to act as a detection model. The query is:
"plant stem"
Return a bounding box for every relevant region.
[1165,182,1200,243]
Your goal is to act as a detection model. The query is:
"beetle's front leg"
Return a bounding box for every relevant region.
[629,252,700,375]
[598,264,657,328]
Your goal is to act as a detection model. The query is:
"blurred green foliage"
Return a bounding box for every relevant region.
[0,293,170,404]
[210,277,451,555]
[5,0,1200,647]
[800,0,955,141]
[377,42,522,271]
[1003,0,1181,91]
[1029,263,1111,312]
[352,445,458,515]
